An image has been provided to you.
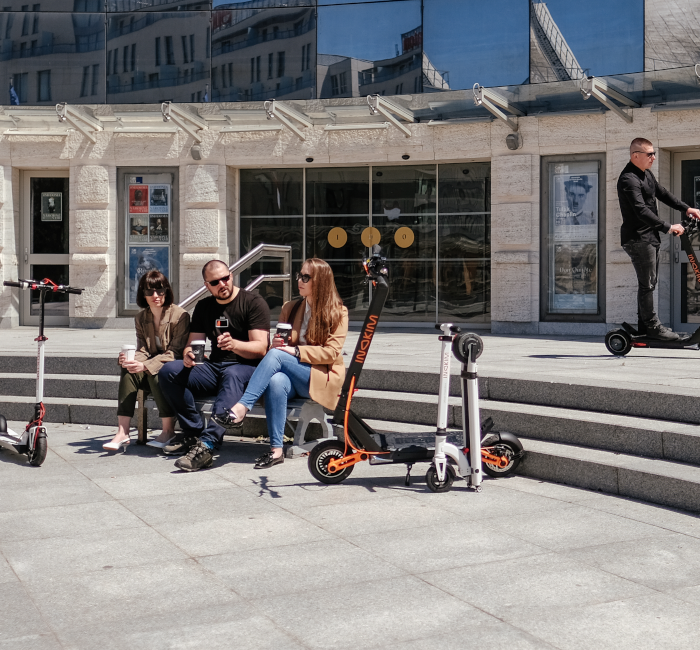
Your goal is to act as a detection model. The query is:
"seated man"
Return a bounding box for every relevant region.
[158,260,270,471]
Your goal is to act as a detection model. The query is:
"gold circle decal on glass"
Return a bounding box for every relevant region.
[328,227,348,248]
[361,227,381,247]
[394,226,415,248]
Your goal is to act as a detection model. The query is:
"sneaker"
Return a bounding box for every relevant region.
[253,450,284,470]
[646,324,680,341]
[162,434,196,456]
[174,441,213,472]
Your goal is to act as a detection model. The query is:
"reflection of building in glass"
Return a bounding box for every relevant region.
[106,12,210,103]
[107,0,208,10]
[211,0,316,102]
[318,25,448,99]
[645,0,700,71]
[0,11,104,105]
[529,0,584,83]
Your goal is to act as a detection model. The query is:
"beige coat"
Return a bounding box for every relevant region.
[280,299,348,411]
[134,304,190,375]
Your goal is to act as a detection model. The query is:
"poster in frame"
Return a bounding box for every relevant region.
[149,184,170,214]
[129,185,149,213]
[128,245,169,306]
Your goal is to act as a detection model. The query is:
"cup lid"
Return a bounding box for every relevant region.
[191,339,206,345]
[276,323,292,330]
[121,344,136,349]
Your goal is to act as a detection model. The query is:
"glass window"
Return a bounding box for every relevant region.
[107,0,211,11]
[646,0,699,72]
[530,0,643,83]
[423,0,529,91]
[0,12,105,104]
[106,12,210,103]
[438,163,491,323]
[317,0,421,99]
[1,1,103,9]
[211,7,316,102]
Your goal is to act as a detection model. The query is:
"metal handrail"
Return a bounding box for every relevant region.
[178,243,292,311]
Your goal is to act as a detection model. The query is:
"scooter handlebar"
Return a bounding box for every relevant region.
[3,279,83,294]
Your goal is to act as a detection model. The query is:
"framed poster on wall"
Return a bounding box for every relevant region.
[541,155,605,321]
[117,169,179,316]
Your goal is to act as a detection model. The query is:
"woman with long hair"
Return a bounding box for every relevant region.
[213,258,348,469]
[103,270,190,451]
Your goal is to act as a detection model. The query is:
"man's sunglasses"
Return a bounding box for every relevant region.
[206,274,231,287]
[633,150,656,158]
[296,272,312,283]
[144,288,165,297]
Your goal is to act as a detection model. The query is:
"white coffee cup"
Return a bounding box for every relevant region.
[121,344,136,362]
[191,339,206,364]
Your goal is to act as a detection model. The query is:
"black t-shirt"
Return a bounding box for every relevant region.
[190,290,270,364]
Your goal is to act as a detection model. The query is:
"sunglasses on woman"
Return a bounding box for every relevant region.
[296,272,312,283]
[206,274,231,287]
[144,288,165,297]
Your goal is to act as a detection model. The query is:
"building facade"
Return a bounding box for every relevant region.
[1,0,700,335]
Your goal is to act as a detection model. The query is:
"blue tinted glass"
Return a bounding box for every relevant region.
[106,11,210,102]
[0,12,105,105]
[1,1,104,9]
[214,0,312,6]
[423,0,529,90]
[212,7,316,101]
[646,0,700,72]
[530,0,643,83]
[317,0,421,98]
[107,0,210,11]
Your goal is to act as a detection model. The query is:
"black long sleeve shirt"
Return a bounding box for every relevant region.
[617,161,689,245]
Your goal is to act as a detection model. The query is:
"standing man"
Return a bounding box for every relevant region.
[158,260,270,471]
[617,138,700,340]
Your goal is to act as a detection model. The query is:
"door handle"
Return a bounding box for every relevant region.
[24,247,28,264]
[675,252,680,263]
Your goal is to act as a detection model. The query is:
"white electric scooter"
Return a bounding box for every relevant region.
[425,324,525,493]
[0,278,83,466]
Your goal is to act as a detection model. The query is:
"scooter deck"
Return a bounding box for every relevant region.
[621,322,700,348]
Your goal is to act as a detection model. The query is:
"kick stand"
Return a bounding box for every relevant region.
[405,463,413,486]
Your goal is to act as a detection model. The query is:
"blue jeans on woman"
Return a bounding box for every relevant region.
[238,348,312,449]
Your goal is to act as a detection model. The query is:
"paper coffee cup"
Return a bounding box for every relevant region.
[121,344,136,362]
[276,323,292,344]
[191,340,206,365]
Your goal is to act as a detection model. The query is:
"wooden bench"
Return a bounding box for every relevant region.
[136,390,335,458]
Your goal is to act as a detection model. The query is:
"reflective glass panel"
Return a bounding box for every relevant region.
[1,12,105,105]
[213,0,313,6]
[423,0,529,91]
[107,0,210,11]
[0,1,104,10]
[30,264,69,316]
[30,176,69,255]
[646,0,700,72]
[317,0,421,98]
[372,165,436,321]
[240,169,303,319]
[438,163,490,322]
[106,11,210,103]
[306,167,369,319]
[212,6,316,102]
[530,0,643,83]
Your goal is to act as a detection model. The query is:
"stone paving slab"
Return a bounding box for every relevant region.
[2,422,700,648]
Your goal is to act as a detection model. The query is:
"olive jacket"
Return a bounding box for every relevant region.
[133,304,190,375]
[279,299,348,411]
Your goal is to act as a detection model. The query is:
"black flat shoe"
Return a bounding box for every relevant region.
[211,411,244,429]
[254,451,284,469]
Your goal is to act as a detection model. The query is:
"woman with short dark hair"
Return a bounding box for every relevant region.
[103,270,190,451]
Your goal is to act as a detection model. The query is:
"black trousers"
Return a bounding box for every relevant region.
[622,240,660,328]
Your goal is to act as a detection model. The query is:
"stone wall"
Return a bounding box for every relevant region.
[0,104,696,332]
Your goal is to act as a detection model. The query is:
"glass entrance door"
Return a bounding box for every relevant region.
[21,172,70,326]
[672,154,700,332]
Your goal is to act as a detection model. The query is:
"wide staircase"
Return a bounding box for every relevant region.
[3,354,700,514]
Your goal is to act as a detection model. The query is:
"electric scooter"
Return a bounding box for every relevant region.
[307,256,524,492]
[0,278,83,466]
[605,217,700,356]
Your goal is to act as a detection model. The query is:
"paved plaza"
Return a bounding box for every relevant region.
[1,420,700,649]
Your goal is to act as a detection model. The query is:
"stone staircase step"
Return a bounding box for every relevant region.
[518,438,700,514]
[0,374,118,399]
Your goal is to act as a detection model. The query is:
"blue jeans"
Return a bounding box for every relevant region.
[238,349,311,449]
[158,359,255,449]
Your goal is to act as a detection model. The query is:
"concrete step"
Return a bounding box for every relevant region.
[0,374,118,399]
[518,438,700,514]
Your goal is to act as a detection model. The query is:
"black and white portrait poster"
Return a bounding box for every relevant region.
[553,243,597,312]
[553,170,598,242]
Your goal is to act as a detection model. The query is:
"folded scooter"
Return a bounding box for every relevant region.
[605,217,700,356]
[307,256,524,493]
[0,278,83,466]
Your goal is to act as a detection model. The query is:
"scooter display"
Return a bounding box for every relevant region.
[605,217,700,356]
[0,278,83,466]
[307,256,524,492]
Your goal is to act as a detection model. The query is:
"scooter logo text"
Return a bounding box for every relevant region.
[690,253,700,283]
[356,315,378,364]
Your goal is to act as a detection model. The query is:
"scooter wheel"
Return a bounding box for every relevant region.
[308,439,355,484]
[482,441,521,477]
[28,433,47,467]
[425,464,456,493]
[452,332,483,364]
[605,329,632,356]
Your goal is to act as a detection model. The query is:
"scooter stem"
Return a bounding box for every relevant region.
[436,323,452,432]
[464,346,483,489]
